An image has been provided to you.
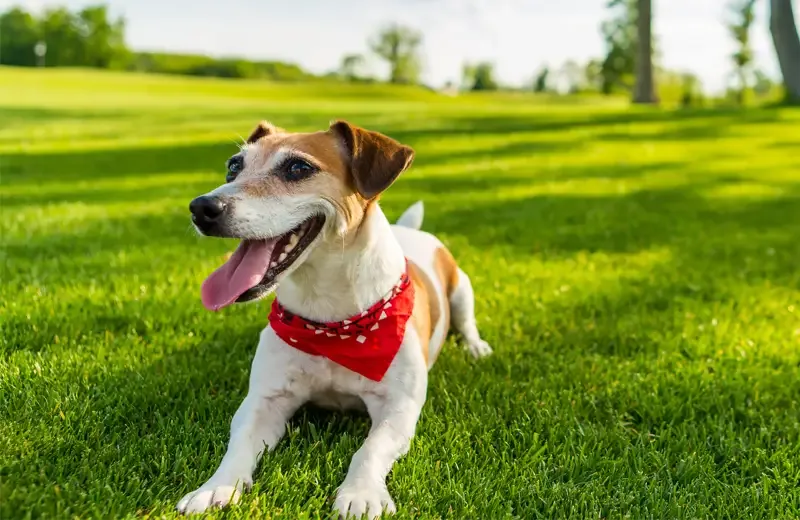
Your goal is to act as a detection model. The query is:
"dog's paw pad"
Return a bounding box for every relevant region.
[334,484,396,519]
[467,339,493,359]
[176,483,243,514]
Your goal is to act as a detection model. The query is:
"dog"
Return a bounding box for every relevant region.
[179,120,492,519]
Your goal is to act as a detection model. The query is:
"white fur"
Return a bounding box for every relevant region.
[178,202,490,519]
[395,200,424,230]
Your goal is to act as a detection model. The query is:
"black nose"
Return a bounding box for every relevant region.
[189,196,227,225]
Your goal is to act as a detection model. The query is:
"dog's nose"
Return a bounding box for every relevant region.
[189,195,227,224]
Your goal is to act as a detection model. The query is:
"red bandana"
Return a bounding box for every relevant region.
[268,265,415,382]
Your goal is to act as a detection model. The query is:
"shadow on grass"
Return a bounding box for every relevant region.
[386,106,785,145]
[1,141,236,187]
[0,106,134,127]
[418,138,589,167]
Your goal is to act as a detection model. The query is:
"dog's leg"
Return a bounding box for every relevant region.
[450,268,493,358]
[176,393,302,513]
[177,333,306,514]
[334,376,427,519]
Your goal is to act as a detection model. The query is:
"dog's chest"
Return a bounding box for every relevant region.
[289,355,383,410]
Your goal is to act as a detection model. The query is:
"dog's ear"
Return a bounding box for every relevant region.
[329,120,414,199]
[246,121,279,144]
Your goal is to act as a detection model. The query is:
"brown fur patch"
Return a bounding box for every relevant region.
[434,246,459,296]
[421,247,459,365]
[408,260,432,363]
[328,120,414,199]
[246,121,277,143]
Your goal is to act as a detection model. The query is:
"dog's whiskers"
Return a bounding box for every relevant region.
[235,134,247,149]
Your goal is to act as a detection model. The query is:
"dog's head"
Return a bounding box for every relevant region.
[191,120,414,311]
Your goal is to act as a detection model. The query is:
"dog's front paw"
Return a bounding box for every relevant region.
[334,482,396,519]
[467,338,493,359]
[176,480,245,514]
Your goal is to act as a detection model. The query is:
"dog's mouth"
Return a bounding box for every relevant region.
[200,215,325,311]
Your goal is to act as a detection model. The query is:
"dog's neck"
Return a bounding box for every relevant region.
[275,203,406,323]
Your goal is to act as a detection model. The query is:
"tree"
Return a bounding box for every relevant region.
[600,0,637,94]
[369,24,423,84]
[728,0,757,105]
[533,66,550,92]
[632,0,657,104]
[76,5,128,69]
[0,7,40,66]
[769,0,800,103]
[39,7,83,67]
[681,73,703,107]
[463,62,497,91]
[752,69,774,97]
[584,59,603,92]
[0,5,128,69]
[461,63,475,90]
[339,53,365,81]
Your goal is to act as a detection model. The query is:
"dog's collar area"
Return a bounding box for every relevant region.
[268,262,415,381]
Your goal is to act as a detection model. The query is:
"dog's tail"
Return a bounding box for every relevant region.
[395,201,424,230]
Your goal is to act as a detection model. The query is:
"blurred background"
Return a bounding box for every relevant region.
[3,1,800,519]
[1,0,799,104]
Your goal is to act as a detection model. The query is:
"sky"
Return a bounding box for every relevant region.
[5,0,794,93]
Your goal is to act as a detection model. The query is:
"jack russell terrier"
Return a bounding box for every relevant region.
[179,120,492,519]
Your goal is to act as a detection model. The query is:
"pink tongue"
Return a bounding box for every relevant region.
[201,239,276,311]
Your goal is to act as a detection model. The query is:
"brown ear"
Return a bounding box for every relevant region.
[329,120,414,199]
[246,121,278,144]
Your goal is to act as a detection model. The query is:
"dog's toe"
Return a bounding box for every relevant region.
[176,483,242,514]
[334,483,395,519]
[467,339,493,359]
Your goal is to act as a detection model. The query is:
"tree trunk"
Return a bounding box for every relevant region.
[770,0,800,103]
[633,0,658,104]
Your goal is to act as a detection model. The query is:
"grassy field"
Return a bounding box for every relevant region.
[2,66,800,519]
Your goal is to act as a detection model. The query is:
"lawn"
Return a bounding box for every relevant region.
[2,67,800,519]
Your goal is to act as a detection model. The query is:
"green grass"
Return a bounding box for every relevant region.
[2,66,800,519]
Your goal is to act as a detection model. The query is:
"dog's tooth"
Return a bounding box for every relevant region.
[284,234,298,253]
[278,253,287,262]
[270,261,277,268]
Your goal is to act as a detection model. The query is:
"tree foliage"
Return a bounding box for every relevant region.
[129,52,311,80]
[0,5,312,81]
[0,7,40,66]
[599,0,637,94]
[463,62,498,91]
[1,4,127,68]
[339,54,366,81]
[369,24,423,84]
[533,66,550,93]
[728,0,757,104]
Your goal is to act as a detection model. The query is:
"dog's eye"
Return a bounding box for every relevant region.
[226,156,244,182]
[284,158,316,182]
